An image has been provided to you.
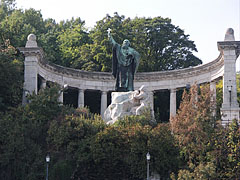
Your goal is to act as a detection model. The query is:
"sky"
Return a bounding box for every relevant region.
[16,0,240,66]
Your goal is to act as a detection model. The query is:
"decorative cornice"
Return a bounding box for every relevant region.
[19,45,224,82]
[18,47,44,60]
[218,41,240,52]
[37,52,224,82]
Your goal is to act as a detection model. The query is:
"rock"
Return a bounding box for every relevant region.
[104,85,154,124]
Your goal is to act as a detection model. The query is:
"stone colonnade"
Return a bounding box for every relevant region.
[19,28,240,125]
[38,80,216,119]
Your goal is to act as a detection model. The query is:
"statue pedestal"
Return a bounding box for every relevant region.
[104,86,154,124]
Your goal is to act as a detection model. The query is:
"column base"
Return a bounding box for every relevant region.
[221,107,240,126]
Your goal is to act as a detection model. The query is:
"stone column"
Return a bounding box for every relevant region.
[149,91,155,117]
[170,88,177,118]
[20,34,40,105]
[218,28,240,126]
[24,35,39,94]
[78,89,85,108]
[41,79,47,89]
[210,81,217,116]
[58,91,63,103]
[101,91,108,117]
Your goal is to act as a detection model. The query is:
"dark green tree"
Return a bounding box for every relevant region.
[0,86,64,180]
[47,108,105,180]
[47,111,179,180]
[56,18,91,67]
[83,13,202,72]
[0,40,23,111]
[0,8,46,47]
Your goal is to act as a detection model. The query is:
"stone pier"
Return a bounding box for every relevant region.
[218,28,240,126]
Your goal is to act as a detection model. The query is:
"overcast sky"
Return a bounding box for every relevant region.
[16,0,240,66]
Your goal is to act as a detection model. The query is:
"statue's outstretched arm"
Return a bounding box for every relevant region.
[107,28,117,46]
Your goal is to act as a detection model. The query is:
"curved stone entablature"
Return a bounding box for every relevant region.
[19,46,224,92]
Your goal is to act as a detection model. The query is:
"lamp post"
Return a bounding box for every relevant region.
[227,85,232,125]
[227,85,232,103]
[46,154,50,180]
[146,152,150,180]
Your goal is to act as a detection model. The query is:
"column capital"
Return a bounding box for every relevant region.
[101,91,108,94]
[78,89,85,92]
[148,91,154,95]
[170,88,177,93]
[218,41,240,57]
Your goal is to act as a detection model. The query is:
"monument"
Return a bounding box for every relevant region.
[104,29,154,124]
[19,29,240,126]
[108,28,140,92]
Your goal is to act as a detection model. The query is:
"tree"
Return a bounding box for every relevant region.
[0,40,23,111]
[212,119,240,179]
[0,86,64,180]
[47,108,105,180]
[47,110,180,180]
[127,16,202,71]
[0,0,16,19]
[171,85,219,179]
[56,18,91,67]
[82,13,202,72]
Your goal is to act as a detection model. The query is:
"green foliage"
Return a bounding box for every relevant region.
[176,162,217,180]
[0,0,16,19]
[0,40,23,111]
[171,85,217,162]
[47,109,179,180]
[47,108,105,180]
[212,119,240,179]
[56,18,91,67]
[171,84,240,179]
[114,109,156,127]
[216,80,223,119]
[225,119,240,178]
[150,123,180,178]
[87,13,202,72]
[171,85,220,179]
[0,5,201,72]
[0,8,45,47]
[0,86,64,180]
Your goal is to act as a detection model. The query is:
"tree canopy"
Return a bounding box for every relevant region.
[0,2,202,72]
[88,13,202,72]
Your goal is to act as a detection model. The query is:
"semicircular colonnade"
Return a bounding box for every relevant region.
[19,29,240,126]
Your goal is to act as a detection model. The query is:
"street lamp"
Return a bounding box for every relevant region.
[146,152,150,180]
[227,85,232,92]
[46,154,50,180]
[227,85,232,105]
[227,85,233,126]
